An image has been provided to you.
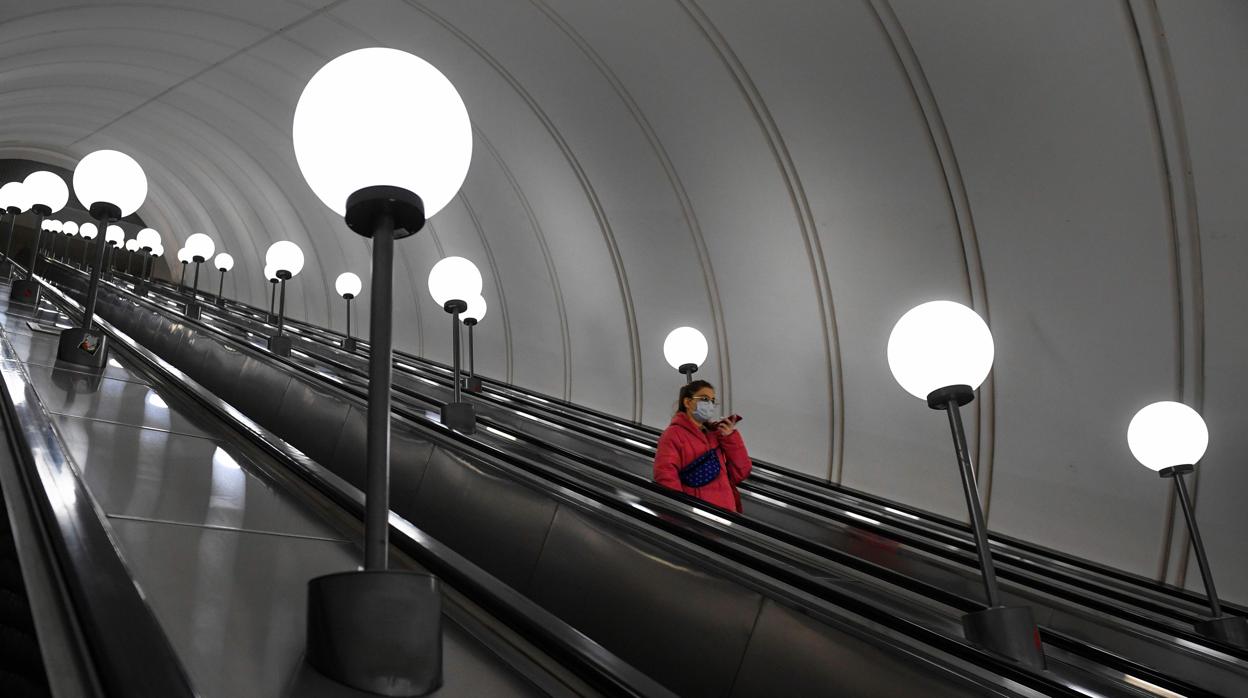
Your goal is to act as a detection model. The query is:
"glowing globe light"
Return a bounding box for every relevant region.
[663,327,709,371]
[125,239,139,252]
[149,242,163,257]
[40,219,51,231]
[264,262,279,282]
[136,227,160,250]
[265,240,304,277]
[63,221,79,236]
[50,220,64,233]
[463,294,487,323]
[177,247,191,264]
[185,233,215,262]
[23,170,69,213]
[214,253,234,272]
[292,47,472,220]
[0,182,30,212]
[105,225,124,246]
[79,222,98,240]
[1128,402,1209,471]
[73,150,147,216]
[427,256,482,308]
[887,301,994,400]
[335,272,362,298]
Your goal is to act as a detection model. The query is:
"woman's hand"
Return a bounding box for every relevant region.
[716,420,736,437]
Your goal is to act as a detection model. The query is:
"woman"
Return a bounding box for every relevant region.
[653,380,751,512]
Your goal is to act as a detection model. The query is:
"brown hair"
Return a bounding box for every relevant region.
[676,380,715,416]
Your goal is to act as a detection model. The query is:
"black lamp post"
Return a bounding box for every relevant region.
[292,46,475,695]
[11,172,69,306]
[56,150,148,368]
[1128,402,1248,648]
[183,233,215,320]
[264,241,302,357]
[335,272,362,352]
[461,294,486,393]
[214,253,234,306]
[888,301,1045,669]
[0,181,30,279]
[429,257,482,434]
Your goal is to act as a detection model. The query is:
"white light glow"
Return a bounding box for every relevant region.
[266,241,304,277]
[887,300,994,399]
[663,327,709,371]
[264,262,278,282]
[105,225,124,246]
[79,222,97,240]
[0,181,30,212]
[335,272,362,298]
[462,294,487,323]
[63,221,79,236]
[292,47,472,220]
[23,171,69,213]
[73,149,147,216]
[185,233,215,261]
[1127,401,1208,471]
[125,239,139,252]
[136,227,160,249]
[427,256,482,308]
[177,248,192,264]
[214,252,234,272]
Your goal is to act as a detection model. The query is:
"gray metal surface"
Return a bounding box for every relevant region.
[0,292,555,697]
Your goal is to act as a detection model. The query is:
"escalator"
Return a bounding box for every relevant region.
[0,484,49,697]
[36,261,1241,694]
[117,264,1248,695]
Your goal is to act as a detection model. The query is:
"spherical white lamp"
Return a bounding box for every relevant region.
[292,47,472,224]
[462,294,487,324]
[185,233,215,262]
[264,262,279,282]
[105,225,125,246]
[136,227,160,250]
[663,327,709,380]
[125,239,139,252]
[214,253,234,272]
[335,272,362,298]
[0,182,29,214]
[176,247,191,264]
[427,256,482,309]
[72,150,147,218]
[63,221,80,236]
[51,220,64,233]
[265,240,304,277]
[887,301,994,401]
[149,243,163,257]
[23,171,69,214]
[1127,401,1208,471]
[79,222,97,239]
[40,219,50,231]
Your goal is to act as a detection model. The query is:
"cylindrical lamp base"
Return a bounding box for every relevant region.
[306,570,442,697]
[440,401,476,434]
[464,376,483,394]
[185,301,202,321]
[1194,615,1248,648]
[55,327,110,370]
[9,278,41,306]
[342,336,358,352]
[267,334,292,357]
[962,605,1045,670]
[926,384,974,410]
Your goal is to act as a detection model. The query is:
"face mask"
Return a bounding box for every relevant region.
[693,399,718,423]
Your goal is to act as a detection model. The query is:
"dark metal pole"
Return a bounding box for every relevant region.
[269,280,277,315]
[468,323,475,379]
[80,241,89,269]
[364,215,395,570]
[276,278,287,336]
[452,309,463,404]
[178,261,187,287]
[192,261,201,299]
[25,216,44,279]
[345,296,352,340]
[80,218,112,331]
[944,398,1002,607]
[1173,472,1223,617]
[217,269,225,300]
[1,213,14,263]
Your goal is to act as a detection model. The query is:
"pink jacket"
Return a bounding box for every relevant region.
[653,412,751,512]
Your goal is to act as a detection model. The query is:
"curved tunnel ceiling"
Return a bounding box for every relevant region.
[1,0,1245,601]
